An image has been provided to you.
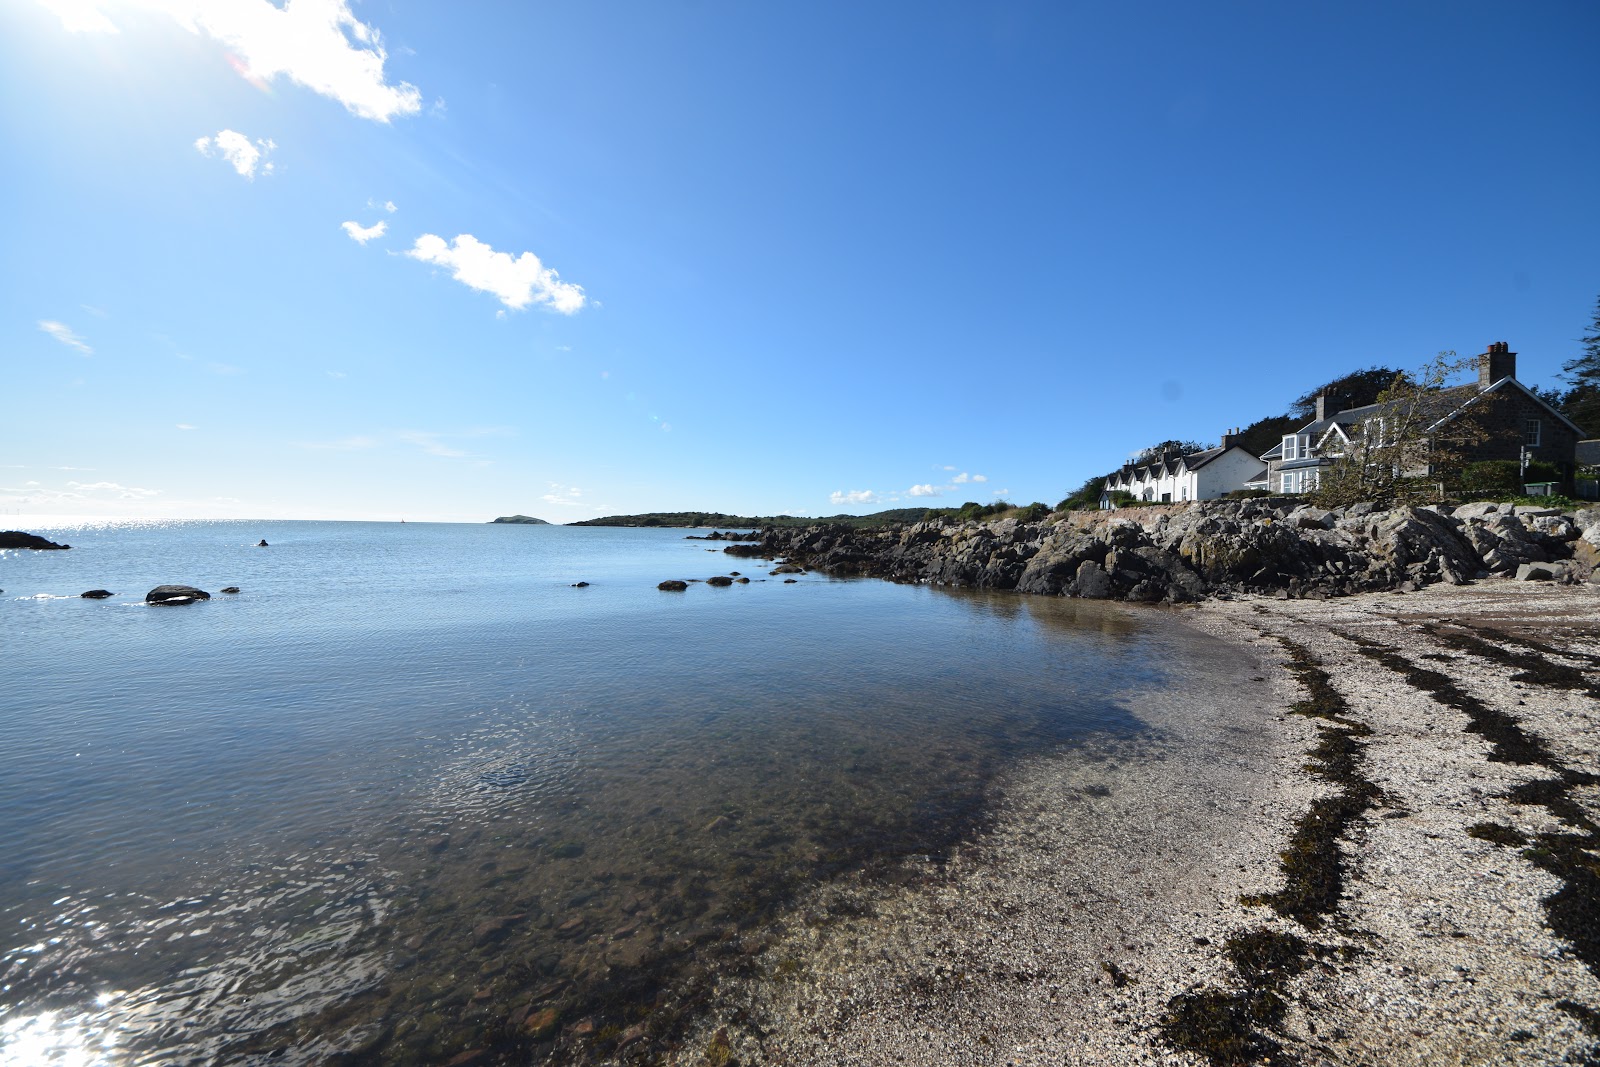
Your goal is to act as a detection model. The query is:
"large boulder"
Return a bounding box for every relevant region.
[145,585,211,604]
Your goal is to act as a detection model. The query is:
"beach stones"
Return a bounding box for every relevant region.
[145,585,210,604]
[80,589,114,599]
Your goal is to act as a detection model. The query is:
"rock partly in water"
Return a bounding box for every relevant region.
[571,581,590,587]
[80,589,114,599]
[256,539,269,547]
[145,585,211,605]
[657,580,689,591]
[220,586,241,594]
[706,575,735,587]
[1,531,70,550]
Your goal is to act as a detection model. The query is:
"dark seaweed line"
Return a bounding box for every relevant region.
[1160,636,1378,1066]
[1425,624,1600,701]
[1341,633,1556,767]
[1346,626,1600,1051]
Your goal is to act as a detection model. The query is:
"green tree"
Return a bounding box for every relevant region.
[1290,366,1407,422]
[1310,351,1488,508]
[1559,293,1600,435]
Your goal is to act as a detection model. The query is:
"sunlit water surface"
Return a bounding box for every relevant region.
[2,520,1217,1064]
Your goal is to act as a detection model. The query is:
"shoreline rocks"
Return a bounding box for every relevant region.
[1,531,70,550]
[743,499,1600,603]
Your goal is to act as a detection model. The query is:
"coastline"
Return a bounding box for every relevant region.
[667,580,1600,1065]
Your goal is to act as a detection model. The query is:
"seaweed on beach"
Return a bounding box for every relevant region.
[1242,639,1380,929]
[1340,633,1554,766]
[1424,624,1600,701]
[1162,639,1372,1065]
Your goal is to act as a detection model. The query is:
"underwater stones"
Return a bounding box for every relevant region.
[522,1006,560,1039]
[0,531,70,550]
[657,580,689,591]
[472,914,525,945]
[145,584,210,604]
[80,589,114,599]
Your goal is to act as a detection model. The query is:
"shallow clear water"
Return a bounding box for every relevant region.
[1,520,1196,1064]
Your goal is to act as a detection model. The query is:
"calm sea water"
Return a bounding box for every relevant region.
[1,520,1210,1065]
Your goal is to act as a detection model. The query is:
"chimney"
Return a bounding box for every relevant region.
[1479,341,1516,388]
[1315,393,1327,422]
[1219,428,1237,450]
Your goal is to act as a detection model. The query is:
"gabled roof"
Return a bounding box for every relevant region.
[1426,376,1587,438]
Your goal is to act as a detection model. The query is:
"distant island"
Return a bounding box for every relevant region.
[489,515,551,525]
[565,506,1022,530]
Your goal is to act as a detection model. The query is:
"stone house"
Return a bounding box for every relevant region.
[1101,433,1267,507]
[1253,342,1584,495]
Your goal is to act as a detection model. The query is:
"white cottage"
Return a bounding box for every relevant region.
[1101,431,1267,508]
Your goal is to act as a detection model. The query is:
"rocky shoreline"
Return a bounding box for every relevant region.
[664,582,1600,1065]
[736,498,1600,602]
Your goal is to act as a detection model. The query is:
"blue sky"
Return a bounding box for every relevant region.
[5,1,1597,523]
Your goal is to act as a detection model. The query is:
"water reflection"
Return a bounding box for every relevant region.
[3,551,1170,1065]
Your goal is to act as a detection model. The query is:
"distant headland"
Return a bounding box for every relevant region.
[488,515,552,525]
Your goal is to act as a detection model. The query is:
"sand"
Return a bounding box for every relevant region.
[664,580,1600,1066]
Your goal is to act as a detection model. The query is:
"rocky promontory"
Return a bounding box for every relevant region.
[742,498,1600,603]
[1,531,71,550]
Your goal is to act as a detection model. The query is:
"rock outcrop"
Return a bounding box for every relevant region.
[1,531,70,550]
[746,498,1594,603]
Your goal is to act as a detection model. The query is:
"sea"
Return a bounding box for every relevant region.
[1,519,1241,1065]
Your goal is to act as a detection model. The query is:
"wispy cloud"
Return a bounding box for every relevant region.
[68,480,160,499]
[302,435,378,451]
[829,489,880,506]
[540,483,587,508]
[406,233,585,313]
[195,129,275,179]
[38,319,92,354]
[398,430,468,458]
[175,423,197,431]
[341,219,387,244]
[951,472,987,485]
[45,1,422,122]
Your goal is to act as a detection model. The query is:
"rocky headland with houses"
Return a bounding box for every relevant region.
[729,497,1600,602]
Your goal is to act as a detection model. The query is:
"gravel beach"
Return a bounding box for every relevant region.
[667,581,1600,1066]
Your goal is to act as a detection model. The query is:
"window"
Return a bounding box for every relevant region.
[1524,419,1541,447]
[1279,469,1319,494]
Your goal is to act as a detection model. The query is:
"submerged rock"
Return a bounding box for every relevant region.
[80,589,114,599]
[145,585,211,605]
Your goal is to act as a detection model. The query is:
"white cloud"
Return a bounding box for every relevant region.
[398,430,468,458]
[196,129,275,179]
[302,435,376,450]
[341,219,387,244]
[37,0,117,33]
[38,320,92,354]
[972,473,988,483]
[541,484,587,508]
[175,423,196,430]
[952,472,970,484]
[48,1,423,122]
[908,484,940,497]
[383,200,397,213]
[941,465,956,471]
[405,233,585,313]
[950,472,988,485]
[68,480,160,498]
[829,489,880,506]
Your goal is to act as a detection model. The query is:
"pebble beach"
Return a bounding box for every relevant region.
[668,580,1600,1066]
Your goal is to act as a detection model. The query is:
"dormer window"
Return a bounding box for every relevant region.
[1524,419,1541,446]
[1281,433,1311,461]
